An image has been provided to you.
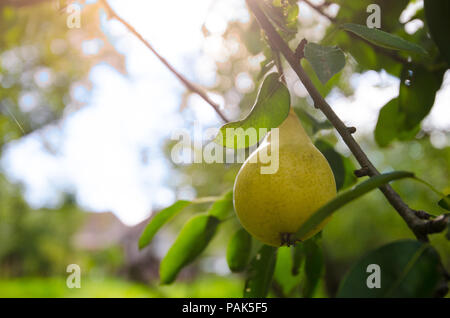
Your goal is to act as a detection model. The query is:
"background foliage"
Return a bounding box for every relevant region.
[0,0,448,297]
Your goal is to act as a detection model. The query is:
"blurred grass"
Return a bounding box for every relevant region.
[0,275,243,298]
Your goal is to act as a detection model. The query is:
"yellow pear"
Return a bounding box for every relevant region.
[233,108,336,246]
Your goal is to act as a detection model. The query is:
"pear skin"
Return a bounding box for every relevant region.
[233,108,336,246]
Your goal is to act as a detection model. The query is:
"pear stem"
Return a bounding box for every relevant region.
[280,233,299,247]
[246,0,446,242]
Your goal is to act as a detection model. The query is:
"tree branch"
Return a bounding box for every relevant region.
[246,0,446,242]
[99,0,228,122]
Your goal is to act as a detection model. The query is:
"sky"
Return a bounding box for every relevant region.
[1,0,449,226]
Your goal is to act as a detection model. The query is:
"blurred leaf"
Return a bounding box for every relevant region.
[438,195,450,211]
[334,0,409,32]
[0,2,125,144]
[327,27,401,76]
[304,43,346,85]
[374,98,400,147]
[337,240,444,297]
[301,58,346,97]
[295,171,414,240]
[224,19,264,56]
[227,228,252,272]
[139,195,222,249]
[215,73,290,149]
[291,243,304,276]
[294,108,333,135]
[447,222,450,241]
[302,235,324,297]
[341,23,428,55]
[424,0,450,65]
[262,3,296,35]
[285,1,299,25]
[399,65,443,130]
[207,190,234,221]
[258,59,275,80]
[341,155,358,190]
[257,47,275,81]
[315,139,356,191]
[374,98,419,147]
[243,19,265,55]
[274,246,303,296]
[159,214,220,284]
[139,200,191,249]
[412,176,450,212]
[261,0,298,41]
[244,245,277,297]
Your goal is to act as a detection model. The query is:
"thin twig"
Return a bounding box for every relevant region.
[246,0,445,242]
[100,0,228,122]
[302,0,336,22]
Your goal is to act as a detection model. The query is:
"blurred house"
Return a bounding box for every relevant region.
[73,212,127,251]
[73,211,196,283]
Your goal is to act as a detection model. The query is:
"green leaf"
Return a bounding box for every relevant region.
[301,58,346,97]
[285,1,299,25]
[244,245,278,297]
[446,223,450,241]
[242,19,265,55]
[138,200,192,249]
[374,98,401,147]
[274,246,303,296]
[337,240,444,297]
[399,65,443,130]
[334,0,409,33]
[139,191,231,249]
[258,58,275,80]
[328,25,402,76]
[410,176,449,215]
[341,155,358,190]
[159,214,220,284]
[261,2,296,35]
[227,228,252,272]
[438,195,450,211]
[215,73,290,149]
[315,139,356,191]
[294,171,414,240]
[341,23,428,56]
[302,235,324,297]
[304,43,346,84]
[374,98,419,147]
[291,243,304,276]
[261,0,298,41]
[424,0,450,65]
[294,108,333,135]
[207,190,233,221]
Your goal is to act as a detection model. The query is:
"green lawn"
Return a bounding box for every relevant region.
[0,275,243,298]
